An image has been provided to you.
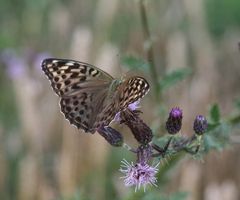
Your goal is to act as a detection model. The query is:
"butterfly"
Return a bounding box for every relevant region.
[41,58,150,133]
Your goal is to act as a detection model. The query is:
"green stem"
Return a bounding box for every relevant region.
[139,0,161,101]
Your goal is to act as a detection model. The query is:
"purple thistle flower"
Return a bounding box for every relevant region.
[193,115,208,135]
[120,145,158,191]
[120,159,159,192]
[166,107,183,134]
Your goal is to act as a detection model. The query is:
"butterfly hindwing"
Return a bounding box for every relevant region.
[118,76,150,108]
[60,88,110,133]
[60,92,93,132]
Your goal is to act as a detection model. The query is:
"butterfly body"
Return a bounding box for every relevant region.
[42,58,150,133]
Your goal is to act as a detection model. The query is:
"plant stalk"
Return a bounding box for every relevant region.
[139,0,161,101]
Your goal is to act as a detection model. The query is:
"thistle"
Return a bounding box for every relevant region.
[166,107,183,134]
[97,126,123,147]
[120,145,158,192]
[193,115,208,135]
[120,109,153,144]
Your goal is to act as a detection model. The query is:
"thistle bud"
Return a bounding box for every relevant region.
[120,109,153,144]
[193,115,208,135]
[166,107,183,134]
[97,126,123,147]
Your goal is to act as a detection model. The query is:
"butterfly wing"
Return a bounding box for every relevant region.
[93,76,150,129]
[42,58,113,133]
[60,88,109,132]
[42,58,113,96]
[117,76,150,107]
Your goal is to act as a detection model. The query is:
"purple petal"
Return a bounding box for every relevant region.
[120,159,159,192]
[1,49,27,79]
[128,100,140,111]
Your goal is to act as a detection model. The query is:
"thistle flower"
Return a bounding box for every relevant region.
[193,115,208,135]
[97,126,123,147]
[120,145,158,192]
[120,160,158,192]
[120,109,153,144]
[166,107,183,134]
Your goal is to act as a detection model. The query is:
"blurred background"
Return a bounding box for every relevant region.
[0,0,240,199]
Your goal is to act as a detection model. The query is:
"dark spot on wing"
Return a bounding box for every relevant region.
[73,100,79,106]
[80,68,87,74]
[70,73,78,78]
[79,110,84,115]
[56,83,61,89]
[64,80,71,85]
[66,106,71,112]
[76,117,81,122]
[80,76,86,81]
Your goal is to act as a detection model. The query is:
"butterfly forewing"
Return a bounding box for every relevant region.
[42,58,150,133]
[42,58,113,97]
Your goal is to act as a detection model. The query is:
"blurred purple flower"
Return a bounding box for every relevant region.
[120,159,159,192]
[1,49,27,80]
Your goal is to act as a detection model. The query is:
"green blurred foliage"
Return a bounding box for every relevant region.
[209,104,221,124]
[0,70,19,129]
[121,55,150,72]
[205,0,240,38]
[158,68,192,92]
